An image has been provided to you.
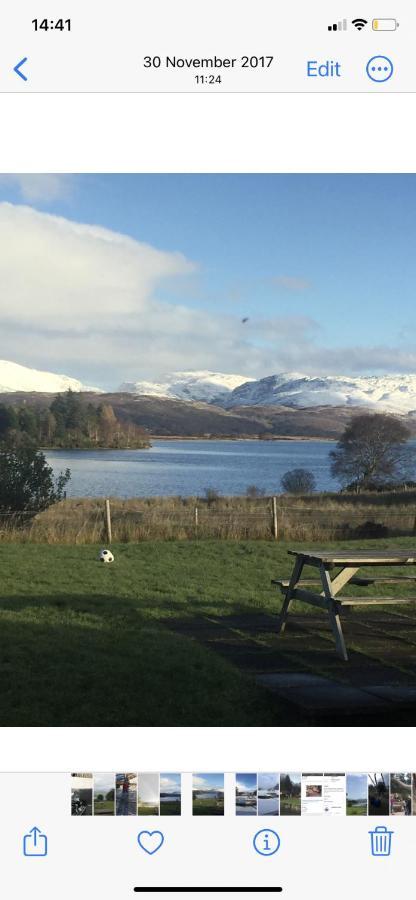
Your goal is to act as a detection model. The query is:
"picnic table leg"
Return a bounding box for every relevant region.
[319,565,348,661]
[277,557,304,634]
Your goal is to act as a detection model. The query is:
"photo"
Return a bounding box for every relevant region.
[280,773,301,816]
[257,773,280,816]
[368,774,390,816]
[235,773,257,815]
[93,773,115,816]
[193,774,224,816]
[4,174,416,727]
[137,773,160,815]
[346,774,368,816]
[390,773,412,815]
[160,773,182,816]
[71,773,93,816]
[306,784,322,798]
[413,774,416,814]
[116,773,138,816]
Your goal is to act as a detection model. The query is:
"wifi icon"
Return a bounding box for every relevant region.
[352,17,368,30]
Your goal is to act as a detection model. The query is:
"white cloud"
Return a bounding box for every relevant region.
[0,202,414,389]
[0,203,200,384]
[160,775,180,792]
[192,776,206,788]
[0,174,72,203]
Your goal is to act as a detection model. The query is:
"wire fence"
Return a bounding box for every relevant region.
[1,497,416,544]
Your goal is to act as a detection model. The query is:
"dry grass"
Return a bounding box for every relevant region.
[1,489,416,543]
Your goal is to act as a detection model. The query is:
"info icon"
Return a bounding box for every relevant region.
[253,829,281,856]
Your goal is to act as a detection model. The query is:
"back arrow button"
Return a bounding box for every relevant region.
[14,57,28,81]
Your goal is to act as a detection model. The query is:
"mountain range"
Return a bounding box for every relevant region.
[119,369,416,415]
[2,362,416,432]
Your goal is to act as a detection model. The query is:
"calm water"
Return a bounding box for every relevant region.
[45,439,337,499]
[258,797,279,815]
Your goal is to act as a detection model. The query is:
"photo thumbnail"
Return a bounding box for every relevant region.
[116,774,137,816]
[71,773,93,816]
[193,774,224,816]
[160,773,181,816]
[235,773,257,815]
[368,774,390,816]
[280,773,301,816]
[93,773,115,816]
[137,773,160,816]
[258,773,280,815]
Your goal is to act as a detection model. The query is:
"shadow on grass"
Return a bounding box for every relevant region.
[0,596,301,727]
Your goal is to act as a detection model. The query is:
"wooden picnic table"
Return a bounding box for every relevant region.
[272,549,416,661]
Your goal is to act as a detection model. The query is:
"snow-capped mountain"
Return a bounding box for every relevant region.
[5,360,416,413]
[225,372,416,413]
[119,370,254,404]
[0,360,101,394]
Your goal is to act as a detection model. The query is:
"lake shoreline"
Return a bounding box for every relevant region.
[44,438,339,497]
[41,435,336,448]
[142,434,335,443]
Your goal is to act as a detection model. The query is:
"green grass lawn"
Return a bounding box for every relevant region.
[160,800,181,815]
[280,796,301,815]
[346,803,367,816]
[192,798,224,815]
[94,800,115,815]
[0,537,415,726]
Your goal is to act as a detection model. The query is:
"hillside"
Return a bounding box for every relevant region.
[2,391,413,439]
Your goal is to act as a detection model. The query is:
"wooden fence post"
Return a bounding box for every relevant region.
[272,495,278,540]
[105,498,112,544]
[194,506,199,535]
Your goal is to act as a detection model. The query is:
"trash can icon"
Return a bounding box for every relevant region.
[369,825,393,857]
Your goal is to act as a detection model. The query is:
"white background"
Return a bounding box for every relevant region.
[0,94,415,172]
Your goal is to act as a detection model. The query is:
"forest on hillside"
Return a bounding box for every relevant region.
[0,390,151,449]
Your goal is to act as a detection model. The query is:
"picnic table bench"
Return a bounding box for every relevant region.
[272,549,416,661]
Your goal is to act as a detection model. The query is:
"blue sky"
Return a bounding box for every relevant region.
[236,773,257,792]
[0,174,415,388]
[258,773,279,792]
[346,774,368,801]
[160,773,181,794]
[193,773,224,791]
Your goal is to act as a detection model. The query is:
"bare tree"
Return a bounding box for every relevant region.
[280,468,316,494]
[329,413,414,492]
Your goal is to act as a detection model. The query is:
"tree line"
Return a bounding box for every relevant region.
[0,390,151,450]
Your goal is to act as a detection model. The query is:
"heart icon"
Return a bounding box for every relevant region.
[137,830,165,855]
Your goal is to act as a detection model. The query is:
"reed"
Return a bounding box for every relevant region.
[1,490,416,543]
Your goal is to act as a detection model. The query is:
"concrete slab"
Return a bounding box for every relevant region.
[256,672,386,710]
[364,685,416,702]
[256,672,331,689]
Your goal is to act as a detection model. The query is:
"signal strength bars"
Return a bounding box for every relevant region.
[328,19,347,31]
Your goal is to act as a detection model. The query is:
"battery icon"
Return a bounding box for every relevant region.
[372,18,399,30]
